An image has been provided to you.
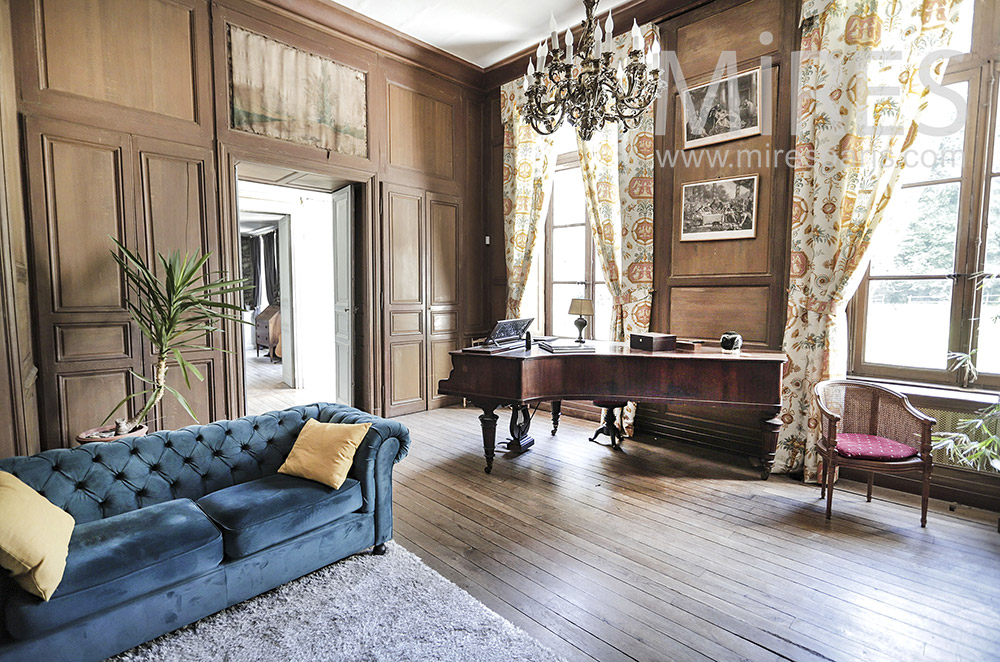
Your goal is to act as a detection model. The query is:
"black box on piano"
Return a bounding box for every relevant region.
[630,332,677,352]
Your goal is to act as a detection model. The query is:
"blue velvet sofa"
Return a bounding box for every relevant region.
[0,403,410,662]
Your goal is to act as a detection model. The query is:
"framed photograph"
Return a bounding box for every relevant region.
[682,68,761,149]
[680,175,758,242]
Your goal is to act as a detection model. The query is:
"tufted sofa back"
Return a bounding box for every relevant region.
[0,403,407,525]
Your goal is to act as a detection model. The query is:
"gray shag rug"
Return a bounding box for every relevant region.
[110,542,562,662]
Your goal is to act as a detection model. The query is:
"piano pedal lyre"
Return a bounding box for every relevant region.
[500,404,535,453]
[589,402,627,450]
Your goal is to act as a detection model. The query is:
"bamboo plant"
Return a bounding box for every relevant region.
[101,238,248,436]
[933,350,1000,473]
[932,274,1000,472]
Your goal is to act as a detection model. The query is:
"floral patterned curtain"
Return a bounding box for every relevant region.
[500,82,556,318]
[774,0,967,482]
[576,25,658,436]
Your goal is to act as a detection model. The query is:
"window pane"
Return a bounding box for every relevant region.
[947,3,974,54]
[995,83,1000,173]
[552,283,586,338]
[864,279,952,370]
[593,284,612,341]
[986,178,1000,274]
[902,82,967,185]
[552,168,585,227]
[869,183,959,276]
[977,278,1000,375]
[552,123,579,158]
[551,225,586,282]
[993,85,1000,174]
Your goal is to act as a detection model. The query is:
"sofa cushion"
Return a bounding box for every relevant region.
[197,473,363,559]
[4,498,223,640]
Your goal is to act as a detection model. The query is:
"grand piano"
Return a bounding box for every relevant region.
[438,341,787,479]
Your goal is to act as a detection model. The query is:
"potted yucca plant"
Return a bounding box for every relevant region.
[77,239,247,442]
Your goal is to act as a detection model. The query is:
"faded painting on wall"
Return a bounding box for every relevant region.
[228,26,368,157]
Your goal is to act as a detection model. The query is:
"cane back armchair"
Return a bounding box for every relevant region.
[814,380,936,527]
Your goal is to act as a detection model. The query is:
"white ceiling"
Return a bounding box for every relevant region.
[332,0,636,68]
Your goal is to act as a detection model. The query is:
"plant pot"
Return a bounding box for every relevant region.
[76,424,149,445]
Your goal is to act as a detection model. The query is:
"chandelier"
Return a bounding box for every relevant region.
[521,0,662,141]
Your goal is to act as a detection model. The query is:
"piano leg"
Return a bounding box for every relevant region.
[474,402,500,474]
[551,401,562,435]
[506,405,536,453]
[590,405,624,449]
[758,411,782,480]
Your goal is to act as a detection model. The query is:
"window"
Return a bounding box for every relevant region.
[521,125,616,340]
[849,3,1000,389]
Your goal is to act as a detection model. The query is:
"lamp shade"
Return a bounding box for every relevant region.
[568,298,595,316]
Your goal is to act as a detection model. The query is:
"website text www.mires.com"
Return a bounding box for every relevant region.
[652,147,964,171]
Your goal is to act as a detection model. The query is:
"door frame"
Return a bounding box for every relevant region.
[217,143,383,417]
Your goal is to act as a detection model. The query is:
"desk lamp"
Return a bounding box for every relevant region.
[568,298,594,343]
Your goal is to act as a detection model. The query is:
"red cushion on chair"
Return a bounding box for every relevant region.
[835,433,918,460]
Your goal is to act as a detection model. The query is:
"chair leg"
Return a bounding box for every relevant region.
[820,456,828,500]
[825,459,835,520]
[866,472,874,502]
[921,469,931,528]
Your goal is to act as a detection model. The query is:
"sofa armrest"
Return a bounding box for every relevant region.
[316,404,410,546]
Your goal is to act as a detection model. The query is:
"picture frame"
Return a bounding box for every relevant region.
[681,68,761,150]
[680,175,758,242]
[228,25,368,158]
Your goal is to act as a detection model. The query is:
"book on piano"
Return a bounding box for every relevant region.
[538,339,596,354]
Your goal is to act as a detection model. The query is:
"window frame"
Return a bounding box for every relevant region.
[848,3,1000,390]
[541,151,608,340]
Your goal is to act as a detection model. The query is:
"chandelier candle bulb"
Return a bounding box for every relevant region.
[631,19,642,51]
[527,58,535,78]
[604,12,614,50]
[594,24,602,56]
[565,29,574,60]
[549,13,559,49]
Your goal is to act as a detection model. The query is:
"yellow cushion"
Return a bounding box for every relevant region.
[278,419,372,489]
[0,472,75,601]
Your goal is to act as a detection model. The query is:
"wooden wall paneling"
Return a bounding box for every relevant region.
[427,192,460,408]
[57,369,134,444]
[388,85,455,179]
[0,0,38,455]
[485,92,506,324]
[668,286,770,342]
[23,118,143,447]
[639,0,797,457]
[382,182,426,416]
[161,358,215,428]
[653,0,794,350]
[211,4,379,175]
[12,0,213,145]
[134,136,226,431]
[381,57,463,194]
[461,92,489,337]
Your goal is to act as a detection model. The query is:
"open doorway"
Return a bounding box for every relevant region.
[236,162,358,414]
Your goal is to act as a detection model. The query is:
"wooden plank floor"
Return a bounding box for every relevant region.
[390,405,1000,662]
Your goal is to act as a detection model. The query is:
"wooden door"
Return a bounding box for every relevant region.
[426,193,460,409]
[0,0,39,457]
[382,183,426,416]
[24,118,142,448]
[133,136,223,431]
[333,185,354,406]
